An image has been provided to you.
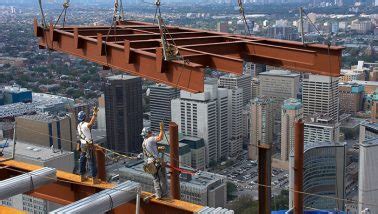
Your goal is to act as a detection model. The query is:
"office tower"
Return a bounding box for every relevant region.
[1,85,32,105]
[289,142,346,211]
[219,74,251,105]
[359,121,378,143]
[180,136,206,170]
[105,75,143,154]
[171,81,229,165]
[242,105,251,146]
[304,115,340,144]
[302,74,339,122]
[259,70,300,120]
[0,140,74,213]
[216,22,228,33]
[251,78,260,100]
[97,94,106,130]
[15,113,76,151]
[120,162,227,207]
[227,88,244,157]
[248,97,274,160]
[253,63,266,77]
[149,84,179,132]
[358,138,378,214]
[338,83,364,115]
[280,98,303,161]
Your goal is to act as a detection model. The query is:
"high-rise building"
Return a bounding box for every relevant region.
[248,97,274,160]
[105,75,143,154]
[219,74,251,105]
[280,98,303,161]
[289,141,346,211]
[359,121,378,143]
[97,94,106,131]
[227,88,243,157]
[304,115,340,144]
[258,70,300,119]
[171,81,229,165]
[339,83,364,115]
[242,105,251,146]
[15,113,76,151]
[216,22,228,33]
[358,138,378,214]
[302,74,339,122]
[149,84,179,132]
[251,78,260,100]
[119,161,227,207]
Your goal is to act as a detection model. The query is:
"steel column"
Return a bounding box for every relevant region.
[294,120,304,214]
[95,146,106,181]
[169,122,180,200]
[258,143,271,214]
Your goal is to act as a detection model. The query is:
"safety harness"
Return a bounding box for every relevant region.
[78,122,94,158]
[142,139,159,175]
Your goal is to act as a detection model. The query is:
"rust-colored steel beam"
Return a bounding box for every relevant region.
[258,143,272,214]
[294,120,304,214]
[95,147,106,182]
[169,122,180,200]
[34,19,343,93]
[0,159,203,214]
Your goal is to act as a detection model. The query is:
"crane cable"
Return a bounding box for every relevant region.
[237,0,251,36]
[54,0,70,28]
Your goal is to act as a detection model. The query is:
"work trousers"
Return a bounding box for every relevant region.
[79,144,97,178]
[153,164,168,198]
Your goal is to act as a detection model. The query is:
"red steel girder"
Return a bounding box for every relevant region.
[34,19,343,93]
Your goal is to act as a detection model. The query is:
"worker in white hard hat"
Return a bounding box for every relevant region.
[140,122,168,199]
[77,106,99,184]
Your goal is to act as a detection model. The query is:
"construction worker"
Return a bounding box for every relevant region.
[77,107,99,183]
[140,122,168,199]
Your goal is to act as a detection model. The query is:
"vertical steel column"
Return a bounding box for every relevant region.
[169,122,180,200]
[294,119,304,214]
[258,143,272,214]
[95,146,106,181]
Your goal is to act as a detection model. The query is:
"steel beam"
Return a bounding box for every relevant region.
[258,144,272,214]
[294,120,304,214]
[50,181,141,214]
[34,19,343,93]
[0,167,57,200]
[169,122,180,200]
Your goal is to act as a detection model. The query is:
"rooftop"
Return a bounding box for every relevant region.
[106,74,139,81]
[17,112,70,123]
[1,139,73,162]
[282,98,302,110]
[259,69,300,77]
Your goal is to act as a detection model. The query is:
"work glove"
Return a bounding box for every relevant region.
[137,153,143,159]
[158,146,166,153]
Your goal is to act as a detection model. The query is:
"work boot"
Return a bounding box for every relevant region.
[80,175,88,182]
[90,177,101,185]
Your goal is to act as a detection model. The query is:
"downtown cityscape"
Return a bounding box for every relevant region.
[0,0,377,213]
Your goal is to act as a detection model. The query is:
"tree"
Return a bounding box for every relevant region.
[271,189,289,211]
[227,195,258,214]
[227,182,237,201]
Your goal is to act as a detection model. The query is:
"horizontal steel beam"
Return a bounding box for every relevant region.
[0,159,204,214]
[50,181,141,214]
[34,19,343,92]
[0,167,57,200]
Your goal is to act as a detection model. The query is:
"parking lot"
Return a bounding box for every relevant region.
[215,151,289,199]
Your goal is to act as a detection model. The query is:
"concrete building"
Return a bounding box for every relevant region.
[171,81,229,165]
[248,97,274,160]
[242,105,251,146]
[359,121,378,143]
[97,94,106,130]
[0,140,74,213]
[289,142,346,211]
[280,98,303,161]
[218,76,245,157]
[219,74,251,105]
[304,115,340,144]
[180,136,206,170]
[15,113,76,151]
[348,80,378,94]
[119,161,227,207]
[302,74,339,122]
[149,84,179,132]
[339,83,364,115]
[258,70,300,119]
[351,19,373,34]
[105,75,143,154]
[251,77,260,100]
[358,138,378,214]
[1,85,32,105]
[339,69,364,83]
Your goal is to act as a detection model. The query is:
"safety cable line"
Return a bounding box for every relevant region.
[12,124,378,208]
[237,0,251,36]
[3,158,378,209]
